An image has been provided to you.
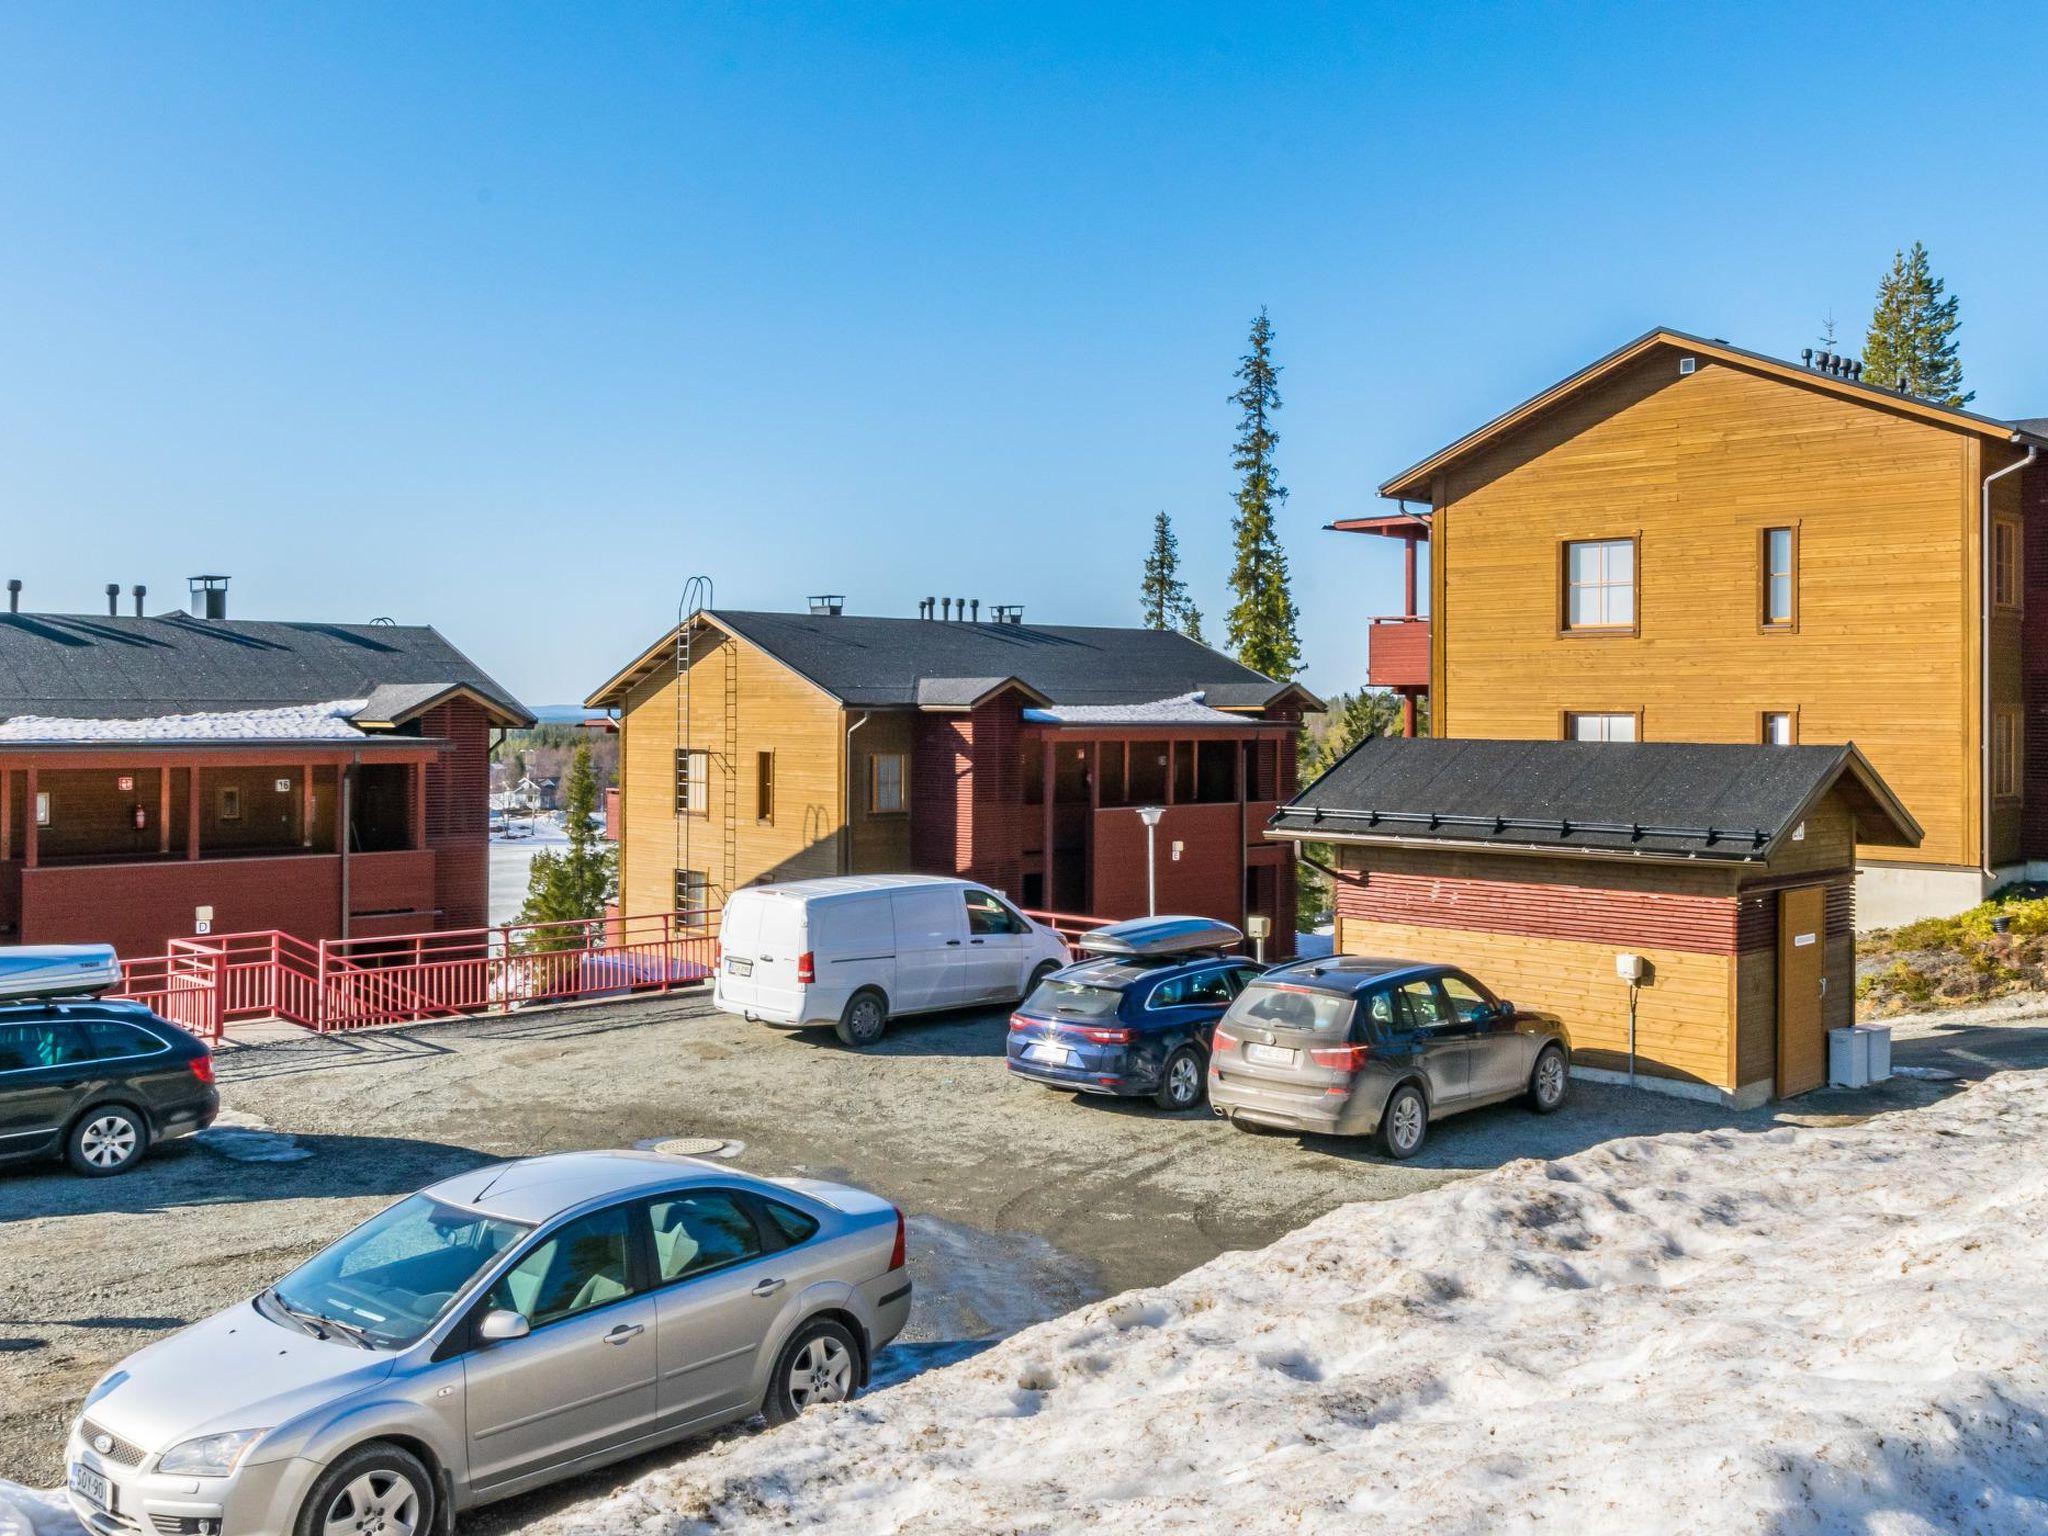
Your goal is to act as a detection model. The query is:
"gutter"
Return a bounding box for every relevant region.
[1982,439,2039,876]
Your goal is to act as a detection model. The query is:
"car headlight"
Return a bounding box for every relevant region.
[157,1429,269,1477]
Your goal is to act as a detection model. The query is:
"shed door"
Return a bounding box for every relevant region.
[1776,885,1826,1097]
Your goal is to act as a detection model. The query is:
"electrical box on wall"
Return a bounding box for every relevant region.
[1615,952,1646,982]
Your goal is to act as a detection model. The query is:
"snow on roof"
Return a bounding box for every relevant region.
[0,698,372,744]
[1021,690,1250,727]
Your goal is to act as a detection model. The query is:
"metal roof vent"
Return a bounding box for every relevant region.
[1678,356,1696,375]
[188,574,230,620]
[807,594,844,617]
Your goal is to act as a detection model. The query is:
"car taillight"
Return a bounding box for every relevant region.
[1212,1027,1237,1051]
[888,1208,906,1271]
[188,1053,216,1085]
[1309,1043,1371,1071]
[1008,1013,1033,1032]
[1071,1024,1133,1044]
[796,951,815,984]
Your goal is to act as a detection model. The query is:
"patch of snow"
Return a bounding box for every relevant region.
[0,1484,75,1536]
[194,1110,311,1163]
[1021,691,1246,728]
[529,1070,2048,1535]
[0,700,370,744]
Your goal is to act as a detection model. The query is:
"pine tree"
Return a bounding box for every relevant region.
[516,740,616,949]
[1818,312,1838,350]
[1139,510,1208,644]
[1863,242,1972,406]
[1225,308,1302,680]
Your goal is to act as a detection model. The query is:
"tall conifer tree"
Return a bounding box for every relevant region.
[1139,510,1205,642]
[1225,309,1302,680]
[1864,242,1972,406]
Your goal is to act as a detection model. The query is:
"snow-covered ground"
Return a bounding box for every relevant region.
[488,812,572,924]
[525,1071,2048,1535]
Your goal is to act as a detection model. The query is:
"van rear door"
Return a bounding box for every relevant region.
[718,891,807,1017]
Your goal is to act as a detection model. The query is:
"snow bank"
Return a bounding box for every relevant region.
[0,700,369,744]
[0,1484,73,1536]
[534,1072,2048,1535]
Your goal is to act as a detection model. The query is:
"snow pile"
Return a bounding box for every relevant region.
[1021,691,1243,727]
[535,1072,2048,1535]
[0,700,370,744]
[0,1484,72,1536]
[194,1109,312,1163]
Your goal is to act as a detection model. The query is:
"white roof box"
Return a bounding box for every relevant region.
[1076,916,1243,959]
[0,944,123,1003]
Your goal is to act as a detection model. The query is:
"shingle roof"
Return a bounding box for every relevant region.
[588,609,1320,712]
[1269,737,1920,863]
[0,613,533,727]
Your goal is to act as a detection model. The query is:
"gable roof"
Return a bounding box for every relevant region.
[0,612,533,729]
[1268,736,1920,864]
[1379,328,2047,503]
[586,609,1321,713]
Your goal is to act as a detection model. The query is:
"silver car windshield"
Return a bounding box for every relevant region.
[270,1193,530,1349]
[1227,982,1354,1036]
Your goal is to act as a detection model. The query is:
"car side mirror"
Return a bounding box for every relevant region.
[1495,1000,1515,1019]
[478,1308,530,1343]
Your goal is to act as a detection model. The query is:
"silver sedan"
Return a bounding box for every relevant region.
[64,1150,912,1536]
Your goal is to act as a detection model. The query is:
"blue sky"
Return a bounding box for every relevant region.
[2,3,2044,706]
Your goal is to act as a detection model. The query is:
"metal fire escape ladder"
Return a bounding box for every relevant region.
[673,576,714,922]
[721,635,740,906]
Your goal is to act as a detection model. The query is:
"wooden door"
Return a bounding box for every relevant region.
[1776,885,1827,1097]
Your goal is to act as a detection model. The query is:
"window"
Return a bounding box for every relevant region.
[869,752,906,814]
[1439,974,1497,1024]
[1761,526,1798,629]
[487,1206,638,1328]
[675,868,709,914]
[761,1199,820,1247]
[218,786,242,821]
[647,1192,765,1283]
[1565,712,1638,743]
[85,1019,166,1061]
[1562,537,1636,632]
[1995,519,2023,610]
[963,889,1027,936]
[1227,982,1354,1036]
[755,751,775,823]
[674,749,708,815]
[0,1023,96,1072]
[1761,711,1797,746]
[1148,967,1236,1010]
[1395,980,1452,1032]
[1995,709,2022,799]
[33,791,50,828]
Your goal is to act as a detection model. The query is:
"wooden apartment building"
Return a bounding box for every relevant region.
[1338,328,2048,928]
[586,603,1317,949]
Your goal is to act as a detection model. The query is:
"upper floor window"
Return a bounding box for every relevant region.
[1994,519,2023,611]
[1761,711,1797,745]
[675,749,708,815]
[1562,538,1636,633]
[1761,526,1798,629]
[869,752,907,814]
[755,751,775,824]
[1994,710,2023,800]
[1565,712,1637,743]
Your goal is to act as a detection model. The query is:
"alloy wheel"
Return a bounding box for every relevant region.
[1537,1053,1566,1107]
[321,1470,420,1536]
[1166,1054,1201,1107]
[1390,1094,1424,1153]
[786,1335,854,1410]
[80,1116,139,1170]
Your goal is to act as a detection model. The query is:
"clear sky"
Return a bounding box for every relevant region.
[2,3,2044,707]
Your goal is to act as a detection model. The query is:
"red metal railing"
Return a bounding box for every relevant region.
[1020,908,1113,958]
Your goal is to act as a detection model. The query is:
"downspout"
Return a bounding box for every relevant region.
[842,711,871,874]
[1982,440,2039,877]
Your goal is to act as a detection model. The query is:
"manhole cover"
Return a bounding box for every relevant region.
[638,1135,745,1159]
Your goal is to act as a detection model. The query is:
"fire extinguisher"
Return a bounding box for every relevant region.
[132,803,148,831]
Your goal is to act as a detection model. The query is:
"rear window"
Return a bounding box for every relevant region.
[1025,980,1125,1019]
[1226,982,1354,1036]
[762,1199,820,1246]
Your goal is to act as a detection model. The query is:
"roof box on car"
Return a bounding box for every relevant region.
[0,944,122,1003]
[1076,916,1243,959]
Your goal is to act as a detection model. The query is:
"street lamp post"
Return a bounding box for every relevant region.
[1136,806,1165,916]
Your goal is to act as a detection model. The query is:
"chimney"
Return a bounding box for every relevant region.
[807,594,844,617]
[969,598,980,622]
[992,603,1025,625]
[188,574,230,620]
[132,583,147,616]
[6,579,19,613]
[105,583,120,616]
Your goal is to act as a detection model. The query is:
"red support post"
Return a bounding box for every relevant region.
[411,762,428,851]
[23,766,37,869]
[1041,737,1056,908]
[158,767,172,854]
[0,767,12,863]
[187,768,201,860]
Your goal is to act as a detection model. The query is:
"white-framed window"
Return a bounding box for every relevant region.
[34,791,50,827]
[869,752,907,814]
[1565,712,1638,743]
[1563,538,1636,631]
[674,749,708,815]
[1762,712,1796,746]
[1762,526,1798,628]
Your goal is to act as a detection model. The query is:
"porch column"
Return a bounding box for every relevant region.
[1041,737,1056,907]
[1086,741,1100,913]
[1403,696,1417,738]
[302,763,316,847]
[0,767,11,862]
[23,766,37,869]
[1165,741,1176,805]
[187,767,200,859]
[411,761,428,850]
[157,768,171,854]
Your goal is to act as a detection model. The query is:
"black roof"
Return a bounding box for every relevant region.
[589,609,1319,712]
[0,612,532,727]
[1269,737,1920,863]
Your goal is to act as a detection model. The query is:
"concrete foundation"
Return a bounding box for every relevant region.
[1853,861,2023,933]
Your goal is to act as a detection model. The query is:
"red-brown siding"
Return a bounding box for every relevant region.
[1336,866,1742,953]
[421,698,492,931]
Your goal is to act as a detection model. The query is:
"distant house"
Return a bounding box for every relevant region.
[585,602,1318,950]
[0,579,533,955]
[1338,327,2048,928]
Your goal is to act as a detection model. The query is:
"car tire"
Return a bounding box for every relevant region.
[292,1442,435,1536]
[1375,1083,1429,1160]
[1529,1045,1569,1114]
[1153,1046,1206,1111]
[66,1105,148,1177]
[1019,960,1059,1003]
[762,1317,864,1426]
[834,989,888,1048]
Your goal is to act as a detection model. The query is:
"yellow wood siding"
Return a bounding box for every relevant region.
[615,627,845,916]
[1432,350,1995,869]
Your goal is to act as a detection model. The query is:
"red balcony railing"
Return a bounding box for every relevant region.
[1367,616,1430,690]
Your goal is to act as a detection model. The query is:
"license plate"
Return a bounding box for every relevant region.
[1245,1042,1297,1068]
[1025,1043,1074,1066]
[726,956,753,976]
[69,1463,112,1514]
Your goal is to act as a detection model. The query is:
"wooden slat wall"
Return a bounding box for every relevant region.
[1432,348,1987,869]
[1335,867,1740,952]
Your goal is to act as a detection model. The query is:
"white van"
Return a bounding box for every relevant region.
[713,875,1074,1047]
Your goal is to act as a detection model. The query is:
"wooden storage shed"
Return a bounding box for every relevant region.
[1270,738,1922,1106]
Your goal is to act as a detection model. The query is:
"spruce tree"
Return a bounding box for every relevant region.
[1226,308,1302,681]
[516,740,617,949]
[1139,510,1207,644]
[1863,242,1972,406]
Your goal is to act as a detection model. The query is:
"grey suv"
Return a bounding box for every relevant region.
[66,1151,912,1536]
[1208,957,1570,1156]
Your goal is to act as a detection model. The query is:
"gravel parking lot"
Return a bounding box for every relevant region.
[2,988,2016,1506]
